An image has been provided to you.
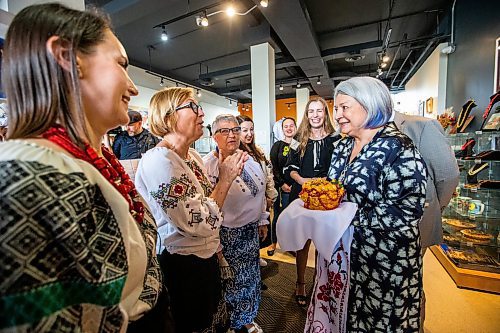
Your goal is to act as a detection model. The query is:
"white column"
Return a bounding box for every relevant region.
[296,88,310,127]
[251,42,275,155]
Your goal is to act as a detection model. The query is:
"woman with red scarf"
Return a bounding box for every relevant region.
[0,4,163,332]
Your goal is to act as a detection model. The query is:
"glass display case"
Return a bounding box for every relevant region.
[431,131,500,293]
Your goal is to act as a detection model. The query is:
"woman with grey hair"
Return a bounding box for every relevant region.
[324,77,427,332]
[204,114,268,333]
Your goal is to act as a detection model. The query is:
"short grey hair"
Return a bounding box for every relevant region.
[211,114,238,135]
[334,76,393,129]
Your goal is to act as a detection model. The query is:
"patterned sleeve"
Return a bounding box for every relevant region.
[370,141,428,232]
[137,149,222,238]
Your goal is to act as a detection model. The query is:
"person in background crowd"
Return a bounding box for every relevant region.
[268,117,297,256]
[393,111,459,330]
[0,103,7,141]
[283,97,338,306]
[237,115,277,269]
[204,114,268,333]
[112,110,160,159]
[328,76,427,332]
[135,88,246,333]
[0,4,163,332]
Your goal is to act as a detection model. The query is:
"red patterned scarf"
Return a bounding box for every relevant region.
[42,125,144,224]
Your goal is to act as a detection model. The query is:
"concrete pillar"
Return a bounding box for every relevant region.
[296,88,310,127]
[251,42,275,155]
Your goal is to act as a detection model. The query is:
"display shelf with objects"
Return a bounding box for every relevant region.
[431,130,500,293]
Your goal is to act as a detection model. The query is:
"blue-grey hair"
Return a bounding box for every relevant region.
[334,76,393,129]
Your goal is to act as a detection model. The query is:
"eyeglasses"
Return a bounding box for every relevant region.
[175,101,202,115]
[214,126,241,136]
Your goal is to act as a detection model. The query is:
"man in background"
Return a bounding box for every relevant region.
[112,110,160,159]
[393,111,459,332]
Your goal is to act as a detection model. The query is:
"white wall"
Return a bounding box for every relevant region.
[128,65,238,128]
[391,43,448,118]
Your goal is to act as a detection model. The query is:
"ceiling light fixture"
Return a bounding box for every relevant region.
[380,62,388,69]
[382,54,390,63]
[279,84,283,91]
[226,6,235,17]
[296,81,301,88]
[196,12,209,27]
[160,78,164,86]
[197,89,202,97]
[260,0,269,7]
[161,26,168,41]
[316,76,321,85]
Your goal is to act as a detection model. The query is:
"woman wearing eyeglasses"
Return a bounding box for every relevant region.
[135,88,246,333]
[203,114,268,333]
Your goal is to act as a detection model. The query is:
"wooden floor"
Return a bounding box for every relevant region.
[260,245,500,333]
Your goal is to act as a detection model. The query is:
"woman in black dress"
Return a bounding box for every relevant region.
[283,97,339,306]
[268,117,297,256]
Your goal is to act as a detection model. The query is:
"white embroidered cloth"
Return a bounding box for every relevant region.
[277,199,357,333]
[276,199,357,259]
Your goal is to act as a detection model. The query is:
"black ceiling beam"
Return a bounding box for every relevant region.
[252,0,333,97]
[321,40,383,59]
[317,8,444,36]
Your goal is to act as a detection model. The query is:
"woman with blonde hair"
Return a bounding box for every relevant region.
[135,87,246,332]
[283,96,339,306]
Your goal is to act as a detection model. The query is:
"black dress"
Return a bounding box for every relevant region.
[283,135,340,201]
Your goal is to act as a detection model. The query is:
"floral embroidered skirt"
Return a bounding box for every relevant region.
[220,222,261,329]
[305,227,353,333]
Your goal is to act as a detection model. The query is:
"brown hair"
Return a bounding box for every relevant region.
[3,3,110,144]
[236,115,266,163]
[295,97,335,157]
[149,87,194,137]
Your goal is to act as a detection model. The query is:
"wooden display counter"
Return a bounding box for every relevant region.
[430,245,500,294]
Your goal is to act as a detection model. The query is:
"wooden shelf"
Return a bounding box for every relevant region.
[430,245,500,294]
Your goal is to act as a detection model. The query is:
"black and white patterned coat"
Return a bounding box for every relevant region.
[328,123,427,332]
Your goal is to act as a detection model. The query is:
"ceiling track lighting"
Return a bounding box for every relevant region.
[196,89,202,97]
[160,78,164,86]
[279,84,283,91]
[316,76,321,85]
[380,62,388,69]
[382,54,390,63]
[161,26,168,41]
[296,81,301,88]
[154,1,269,37]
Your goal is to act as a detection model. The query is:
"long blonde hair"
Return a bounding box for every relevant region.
[295,97,335,157]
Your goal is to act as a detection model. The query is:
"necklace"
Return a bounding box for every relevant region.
[42,125,144,224]
[457,100,476,129]
[467,162,489,176]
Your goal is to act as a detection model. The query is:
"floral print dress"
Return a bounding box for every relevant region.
[327,123,427,333]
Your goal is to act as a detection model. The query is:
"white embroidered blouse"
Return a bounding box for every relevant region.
[203,151,269,229]
[135,147,222,258]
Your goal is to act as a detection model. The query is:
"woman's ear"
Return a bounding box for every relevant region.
[46,36,73,72]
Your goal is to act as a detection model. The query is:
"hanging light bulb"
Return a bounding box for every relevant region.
[316,76,321,85]
[279,84,283,91]
[197,89,202,97]
[296,81,301,88]
[161,26,168,41]
[226,6,235,17]
[260,0,269,7]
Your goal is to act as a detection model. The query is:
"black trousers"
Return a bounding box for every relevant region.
[160,250,224,333]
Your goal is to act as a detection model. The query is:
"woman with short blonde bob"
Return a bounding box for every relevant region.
[135,87,246,333]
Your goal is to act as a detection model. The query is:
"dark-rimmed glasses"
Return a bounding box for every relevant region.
[214,127,241,136]
[175,101,202,115]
